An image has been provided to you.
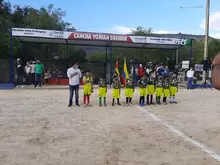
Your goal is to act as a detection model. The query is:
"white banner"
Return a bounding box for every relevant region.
[129,36,187,45]
[146,37,186,45]
[12,28,71,39]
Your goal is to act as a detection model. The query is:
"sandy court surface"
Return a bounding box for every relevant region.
[0,88,220,165]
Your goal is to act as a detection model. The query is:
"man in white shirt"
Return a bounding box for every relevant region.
[186,68,194,89]
[67,63,82,107]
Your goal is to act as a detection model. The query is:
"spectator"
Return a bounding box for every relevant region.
[137,64,144,81]
[35,60,44,87]
[164,65,170,77]
[24,61,31,86]
[186,68,194,89]
[67,63,82,107]
[30,61,36,85]
[16,58,23,87]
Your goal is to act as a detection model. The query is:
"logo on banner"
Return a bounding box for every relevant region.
[49,31,64,38]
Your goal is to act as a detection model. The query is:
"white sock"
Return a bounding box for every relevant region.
[173,96,176,102]
[170,96,173,102]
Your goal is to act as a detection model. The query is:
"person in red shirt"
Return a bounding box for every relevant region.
[137,64,144,81]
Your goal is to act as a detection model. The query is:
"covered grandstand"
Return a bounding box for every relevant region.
[0,28,193,89]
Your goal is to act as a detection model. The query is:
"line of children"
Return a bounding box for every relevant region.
[81,71,178,107]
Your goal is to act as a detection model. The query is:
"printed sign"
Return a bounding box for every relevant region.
[195,64,204,71]
[68,32,129,42]
[12,28,71,39]
[12,28,190,46]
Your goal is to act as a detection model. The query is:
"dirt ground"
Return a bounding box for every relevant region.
[0,88,220,165]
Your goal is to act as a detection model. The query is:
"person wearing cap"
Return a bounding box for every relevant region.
[212,54,220,90]
[35,60,44,87]
[67,63,82,107]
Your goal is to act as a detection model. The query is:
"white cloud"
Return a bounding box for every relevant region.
[210,33,220,39]
[200,12,220,31]
[111,26,134,34]
[111,25,175,34]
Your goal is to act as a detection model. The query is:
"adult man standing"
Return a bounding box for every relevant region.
[186,68,194,89]
[67,63,82,107]
[35,60,44,87]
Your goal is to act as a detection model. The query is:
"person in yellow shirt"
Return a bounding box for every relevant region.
[83,71,92,107]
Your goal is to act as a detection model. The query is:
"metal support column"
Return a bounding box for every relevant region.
[9,28,14,84]
[109,47,113,86]
[175,49,179,66]
[105,47,108,80]
[189,40,193,69]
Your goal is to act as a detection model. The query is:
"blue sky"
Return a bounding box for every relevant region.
[9,0,220,38]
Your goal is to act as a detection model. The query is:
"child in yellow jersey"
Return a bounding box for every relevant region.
[162,77,170,105]
[138,73,147,106]
[125,75,134,106]
[155,76,163,104]
[112,73,121,106]
[83,71,92,107]
[98,77,107,106]
[169,74,178,104]
[146,74,155,105]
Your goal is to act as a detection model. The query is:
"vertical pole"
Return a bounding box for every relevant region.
[189,40,193,69]
[132,57,136,86]
[175,49,179,65]
[66,41,69,70]
[109,46,112,86]
[203,0,210,82]
[105,47,108,80]
[9,28,14,84]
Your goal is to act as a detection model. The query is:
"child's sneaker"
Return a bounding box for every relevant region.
[129,103,133,106]
[99,104,102,107]
[87,104,92,106]
[84,104,87,107]
[104,104,107,106]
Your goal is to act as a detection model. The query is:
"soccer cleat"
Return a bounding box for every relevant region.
[68,104,72,107]
[99,104,102,107]
[84,104,87,107]
[104,104,107,106]
[129,103,133,106]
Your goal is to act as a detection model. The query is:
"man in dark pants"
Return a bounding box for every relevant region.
[67,63,82,107]
[35,60,44,87]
